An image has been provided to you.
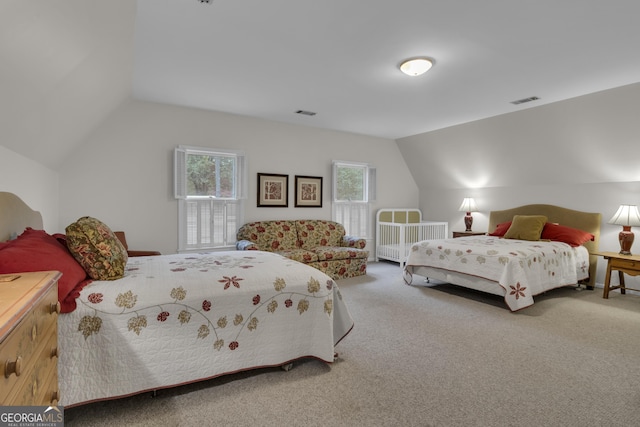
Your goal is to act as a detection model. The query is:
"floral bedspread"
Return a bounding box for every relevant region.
[58,251,354,406]
[404,236,590,311]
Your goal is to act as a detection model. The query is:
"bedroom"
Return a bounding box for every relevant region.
[2,0,640,424]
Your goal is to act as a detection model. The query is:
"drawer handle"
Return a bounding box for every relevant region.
[50,301,61,315]
[51,347,59,359]
[4,356,23,378]
[51,390,60,406]
[31,324,37,341]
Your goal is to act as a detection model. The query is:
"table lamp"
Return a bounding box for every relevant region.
[608,204,640,255]
[458,198,478,232]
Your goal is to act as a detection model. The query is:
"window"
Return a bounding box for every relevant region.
[332,161,376,238]
[175,146,247,251]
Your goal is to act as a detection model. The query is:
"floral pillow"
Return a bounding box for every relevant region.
[65,217,128,280]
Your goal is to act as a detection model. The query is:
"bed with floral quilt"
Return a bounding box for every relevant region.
[404,204,601,311]
[59,251,353,407]
[0,192,354,408]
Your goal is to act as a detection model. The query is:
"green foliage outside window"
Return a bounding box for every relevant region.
[336,165,365,201]
[187,154,235,198]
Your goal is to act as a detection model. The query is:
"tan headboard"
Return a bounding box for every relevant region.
[0,192,44,242]
[489,204,602,288]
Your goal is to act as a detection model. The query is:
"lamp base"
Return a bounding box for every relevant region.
[464,212,473,232]
[619,226,634,255]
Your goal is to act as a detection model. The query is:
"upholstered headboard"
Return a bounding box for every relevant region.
[0,192,43,242]
[489,204,602,288]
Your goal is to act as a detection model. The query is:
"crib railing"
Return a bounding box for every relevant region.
[376,220,448,268]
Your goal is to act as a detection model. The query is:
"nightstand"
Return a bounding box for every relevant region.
[452,231,486,238]
[592,251,640,299]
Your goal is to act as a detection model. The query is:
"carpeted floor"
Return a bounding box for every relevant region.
[64,261,640,427]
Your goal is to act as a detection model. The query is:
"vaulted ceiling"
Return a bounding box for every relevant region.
[3,0,640,169]
[133,0,640,139]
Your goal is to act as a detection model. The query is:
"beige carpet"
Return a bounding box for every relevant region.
[65,261,640,427]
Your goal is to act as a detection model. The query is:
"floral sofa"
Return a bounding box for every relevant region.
[236,220,368,279]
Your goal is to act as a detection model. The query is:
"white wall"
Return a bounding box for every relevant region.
[58,99,419,255]
[0,1,134,170]
[396,82,640,286]
[0,145,59,232]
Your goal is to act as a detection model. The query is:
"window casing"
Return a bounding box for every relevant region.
[175,146,246,252]
[332,161,376,238]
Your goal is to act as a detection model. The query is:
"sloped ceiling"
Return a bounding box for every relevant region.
[133,0,640,140]
[0,0,135,169]
[2,1,640,170]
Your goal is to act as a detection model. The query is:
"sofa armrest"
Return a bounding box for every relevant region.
[342,236,367,249]
[236,240,260,251]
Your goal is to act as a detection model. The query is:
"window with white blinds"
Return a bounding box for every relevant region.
[175,146,246,252]
[332,161,376,238]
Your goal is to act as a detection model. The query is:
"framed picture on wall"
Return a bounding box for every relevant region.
[257,173,288,207]
[295,175,322,207]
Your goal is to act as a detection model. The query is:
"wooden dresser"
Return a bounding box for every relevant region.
[0,271,61,405]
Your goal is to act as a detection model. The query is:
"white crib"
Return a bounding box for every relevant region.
[375,208,448,269]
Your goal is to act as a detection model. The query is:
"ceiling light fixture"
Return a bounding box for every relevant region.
[399,58,433,76]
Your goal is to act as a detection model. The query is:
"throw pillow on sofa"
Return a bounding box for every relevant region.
[66,216,128,280]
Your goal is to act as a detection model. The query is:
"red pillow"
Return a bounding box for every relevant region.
[540,223,594,247]
[0,228,92,313]
[488,221,512,237]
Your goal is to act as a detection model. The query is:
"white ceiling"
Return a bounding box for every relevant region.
[132,0,640,140]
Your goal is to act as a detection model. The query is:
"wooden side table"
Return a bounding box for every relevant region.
[592,251,640,298]
[452,231,486,238]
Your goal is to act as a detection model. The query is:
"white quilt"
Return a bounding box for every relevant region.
[58,251,354,407]
[405,236,590,311]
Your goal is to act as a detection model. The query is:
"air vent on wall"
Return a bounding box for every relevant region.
[511,96,540,105]
[295,110,317,116]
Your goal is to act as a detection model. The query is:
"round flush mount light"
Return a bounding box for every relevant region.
[399,57,433,76]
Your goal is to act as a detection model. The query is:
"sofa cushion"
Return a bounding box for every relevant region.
[276,248,319,264]
[308,258,368,280]
[295,220,345,250]
[236,220,298,251]
[315,247,369,262]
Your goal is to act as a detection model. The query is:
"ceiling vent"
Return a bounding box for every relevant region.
[511,96,540,105]
[295,110,317,116]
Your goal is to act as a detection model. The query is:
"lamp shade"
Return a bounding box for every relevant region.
[608,205,640,226]
[458,198,478,213]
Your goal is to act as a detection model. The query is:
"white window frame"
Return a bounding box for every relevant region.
[332,160,376,239]
[175,145,247,252]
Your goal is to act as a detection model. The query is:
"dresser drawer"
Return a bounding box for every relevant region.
[7,324,58,406]
[0,273,59,405]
